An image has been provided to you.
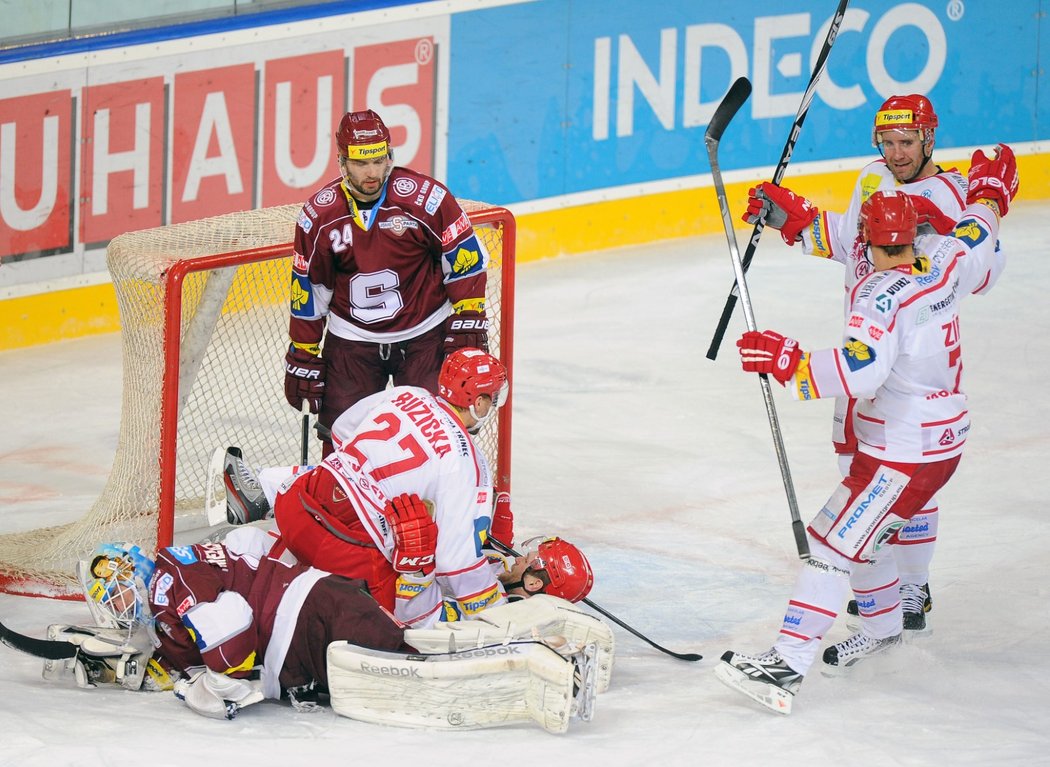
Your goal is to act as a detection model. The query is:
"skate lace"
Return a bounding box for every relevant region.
[232,459,263,493]
[836,633,875,656]
[900,583,928,614]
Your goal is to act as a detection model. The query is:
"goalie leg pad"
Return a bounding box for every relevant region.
[327,640,585,734]
[403,594,615,693]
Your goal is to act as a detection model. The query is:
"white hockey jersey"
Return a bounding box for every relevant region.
[329,386,503,628]
[798,160,972,453]
[787,203,1004,463]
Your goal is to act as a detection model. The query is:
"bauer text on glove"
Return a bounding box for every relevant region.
[284,346,326,414]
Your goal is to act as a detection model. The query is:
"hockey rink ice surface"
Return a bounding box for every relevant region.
[0,201,1046,765]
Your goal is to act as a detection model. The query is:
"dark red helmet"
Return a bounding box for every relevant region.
[522,536,594,603]
[335,110,391,160]
[860,190,918,247]
[438,348,509,409]
[872,94,938,147]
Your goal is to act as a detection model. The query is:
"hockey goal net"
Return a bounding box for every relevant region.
[0,201,515,598]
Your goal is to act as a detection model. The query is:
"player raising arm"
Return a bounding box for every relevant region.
[715,146,1018,715]
[740,95,1003,633]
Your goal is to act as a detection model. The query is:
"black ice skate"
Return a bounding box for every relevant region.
[846,581,932,633]
[900,582,932,634]
[714,649,803,715]
[222,447,271,525]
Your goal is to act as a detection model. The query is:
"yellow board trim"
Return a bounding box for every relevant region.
[2,152,1048,351]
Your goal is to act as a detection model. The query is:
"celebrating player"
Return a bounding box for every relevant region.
[283,109,491,456]
[716,147,1018,715]
[740,95,991,633]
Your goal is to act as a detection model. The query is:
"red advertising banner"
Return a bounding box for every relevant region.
[80,77,165,245]
[0,90,73,259]
[1,32,442,263]
[261,50,346,208]
[171,64,257,224]
[352,36,435,174]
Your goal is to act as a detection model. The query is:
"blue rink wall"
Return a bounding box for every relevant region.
[0,0,1047,349]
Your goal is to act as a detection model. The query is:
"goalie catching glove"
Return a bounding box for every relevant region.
[383,493,438,575]
[737,330,806,385]
[741,182,818,246]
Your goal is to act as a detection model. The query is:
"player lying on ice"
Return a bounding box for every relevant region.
[38,524,613,734]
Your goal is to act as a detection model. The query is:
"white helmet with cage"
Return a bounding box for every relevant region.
[77,542,156,630]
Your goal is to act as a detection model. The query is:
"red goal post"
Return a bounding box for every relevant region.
[0,201,515,599]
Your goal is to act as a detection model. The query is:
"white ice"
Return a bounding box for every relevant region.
[1,201,1047,766]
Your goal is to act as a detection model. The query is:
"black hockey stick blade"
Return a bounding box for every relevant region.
[581,597,702,662]
[704,77,752,145]
[486,537,702,662]
[0,619,79,660]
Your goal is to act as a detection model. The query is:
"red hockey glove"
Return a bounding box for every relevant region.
[737,330,805,385]
[443,310,489,354]
[284,346,326,414]
[966,144,1019,217]
[488,492,514,548]
[910,195,956,235]
[741,182,818,246]
[383,493,438,575]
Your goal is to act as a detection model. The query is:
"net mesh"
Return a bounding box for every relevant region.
[0,201,510,597]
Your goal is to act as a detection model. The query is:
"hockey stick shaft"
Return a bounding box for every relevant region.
[705,78,810,560]
[705,0,850,361]
[301,400,311,465]
[487,538,701,661]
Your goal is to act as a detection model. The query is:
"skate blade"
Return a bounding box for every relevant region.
[713,661,794,715]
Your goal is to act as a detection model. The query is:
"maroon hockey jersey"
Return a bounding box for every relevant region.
[147,532,309,680]
[289,167,488,348]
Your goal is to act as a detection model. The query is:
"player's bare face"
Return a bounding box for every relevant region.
[340,156,392,202]
[879,130,931,182]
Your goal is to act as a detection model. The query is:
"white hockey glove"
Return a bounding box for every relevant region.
[173,668,265,720]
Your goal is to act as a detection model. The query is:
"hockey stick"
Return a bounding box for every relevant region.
[487,538,701,662]
[705,77,810,560]
[301,400,311,465]
[0,618,79,659]
[705,0,850,361]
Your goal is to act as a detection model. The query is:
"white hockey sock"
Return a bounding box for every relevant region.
[849,553,903,639]
[774,538,851,676]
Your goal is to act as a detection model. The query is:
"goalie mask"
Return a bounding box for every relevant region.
[78,542,155,630]
[505,536,594,603]
[439,348,510,434]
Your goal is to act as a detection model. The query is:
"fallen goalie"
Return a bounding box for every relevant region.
[8,527,614,734]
